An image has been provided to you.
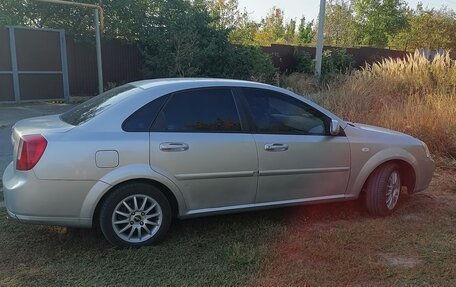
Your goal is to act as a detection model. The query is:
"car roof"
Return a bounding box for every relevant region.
[130,78,273,90]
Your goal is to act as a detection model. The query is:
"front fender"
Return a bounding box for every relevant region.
[347,147,419,197]
[79,164,187,220]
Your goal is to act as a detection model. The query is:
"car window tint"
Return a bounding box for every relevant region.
[60,84,138,126]
[153,88,241,132]
[242,88,329,135]
[122,95,168,132]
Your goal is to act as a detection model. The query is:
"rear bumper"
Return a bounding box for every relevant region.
[6,208,19,221]
[6,207,91,227]
[2,162,93,227]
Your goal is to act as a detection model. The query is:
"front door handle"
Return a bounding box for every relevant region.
[264,143,289,152]
[159,142,189,152]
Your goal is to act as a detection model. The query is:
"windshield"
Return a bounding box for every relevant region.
[60,84,138,126]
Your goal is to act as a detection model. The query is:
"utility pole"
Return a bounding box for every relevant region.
[94,8,103,94]
[35,0,105,94]
[315,0,326,76]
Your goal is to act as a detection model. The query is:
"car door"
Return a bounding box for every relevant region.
[238,87,351,203]
[149,87,258,211]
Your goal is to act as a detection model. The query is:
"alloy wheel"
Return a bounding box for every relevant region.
[111,194,163,243]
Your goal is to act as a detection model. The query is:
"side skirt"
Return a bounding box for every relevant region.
[179,194,358,219]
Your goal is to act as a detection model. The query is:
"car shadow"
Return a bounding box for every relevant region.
[15,192,419,250]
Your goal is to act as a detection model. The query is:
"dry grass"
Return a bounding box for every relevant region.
[0,169,455,286]
[283,51,456,157]
[249,168,456,286]
[281,73,321,94]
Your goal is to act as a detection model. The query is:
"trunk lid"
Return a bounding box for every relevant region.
[13,114,74,136]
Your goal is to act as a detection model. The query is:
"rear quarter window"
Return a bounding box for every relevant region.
[122,95,169,132]
[60,84,138,126]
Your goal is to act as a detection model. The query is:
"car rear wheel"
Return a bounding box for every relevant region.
[365,163,402,216]
[99,182,172,247]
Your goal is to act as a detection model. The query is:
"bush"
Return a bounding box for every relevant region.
[321,49,354,76]
[294,50,314,74]
[196,44,277,84]
[284,51,456,157]
[235,46,277,83]
[140,0,277,84]
[293,48,354,83]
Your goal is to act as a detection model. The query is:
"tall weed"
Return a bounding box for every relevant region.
[282,51,456,156]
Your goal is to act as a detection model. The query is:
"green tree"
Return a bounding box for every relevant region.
[284,18,296,44]
[0,0,150,41]
[140,0,275,82]
[207,0,260,45]
[141,0,217,77]
[254,7,286,45]
[324,0,357,46]
[389,5,456,50]
[207,0,243,30]
[354,0,408,47]
[228,19,259,45]
[1,0,275,82]
[296,17,315,45]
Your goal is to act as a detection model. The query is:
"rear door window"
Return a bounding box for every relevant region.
[152,88,242,133]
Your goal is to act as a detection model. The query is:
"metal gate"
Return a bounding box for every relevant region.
[0,26,69,102]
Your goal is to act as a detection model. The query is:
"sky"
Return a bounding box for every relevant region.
[237,0,456,22]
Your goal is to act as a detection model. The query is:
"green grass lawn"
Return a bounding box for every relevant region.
[0,169,455,286]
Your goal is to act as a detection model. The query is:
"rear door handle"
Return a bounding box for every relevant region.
[159,142,189,152]
[264,143,288,152]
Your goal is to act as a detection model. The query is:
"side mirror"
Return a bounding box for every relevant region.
[330,119,341,136]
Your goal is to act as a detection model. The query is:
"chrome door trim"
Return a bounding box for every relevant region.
[259,166,350,176]
[175,170,256,180]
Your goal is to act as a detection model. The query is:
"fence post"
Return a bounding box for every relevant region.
[8,27,20,102]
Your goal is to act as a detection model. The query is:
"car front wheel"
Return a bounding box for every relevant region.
[99,182,172,247]
[365,163,402,216]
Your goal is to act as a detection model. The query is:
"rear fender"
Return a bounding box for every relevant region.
[79,164,187,219]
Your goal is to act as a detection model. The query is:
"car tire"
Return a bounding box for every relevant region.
[99,182,172,247]
[365,163,402,216]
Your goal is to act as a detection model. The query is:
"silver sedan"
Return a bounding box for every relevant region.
[2,78,435,247]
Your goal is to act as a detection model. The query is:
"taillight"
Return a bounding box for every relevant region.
[16,134,48,171]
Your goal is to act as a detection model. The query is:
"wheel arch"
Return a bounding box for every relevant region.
[349,148,419,198]
[360,159,416,196]
[79,164,187,224]
[92,178,180,227]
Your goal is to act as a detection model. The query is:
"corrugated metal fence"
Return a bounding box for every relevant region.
[2,26,423,101]
[262,44,409,73]
[0,26,69,102]
[66,38,142,97]
[0,26,142,101]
